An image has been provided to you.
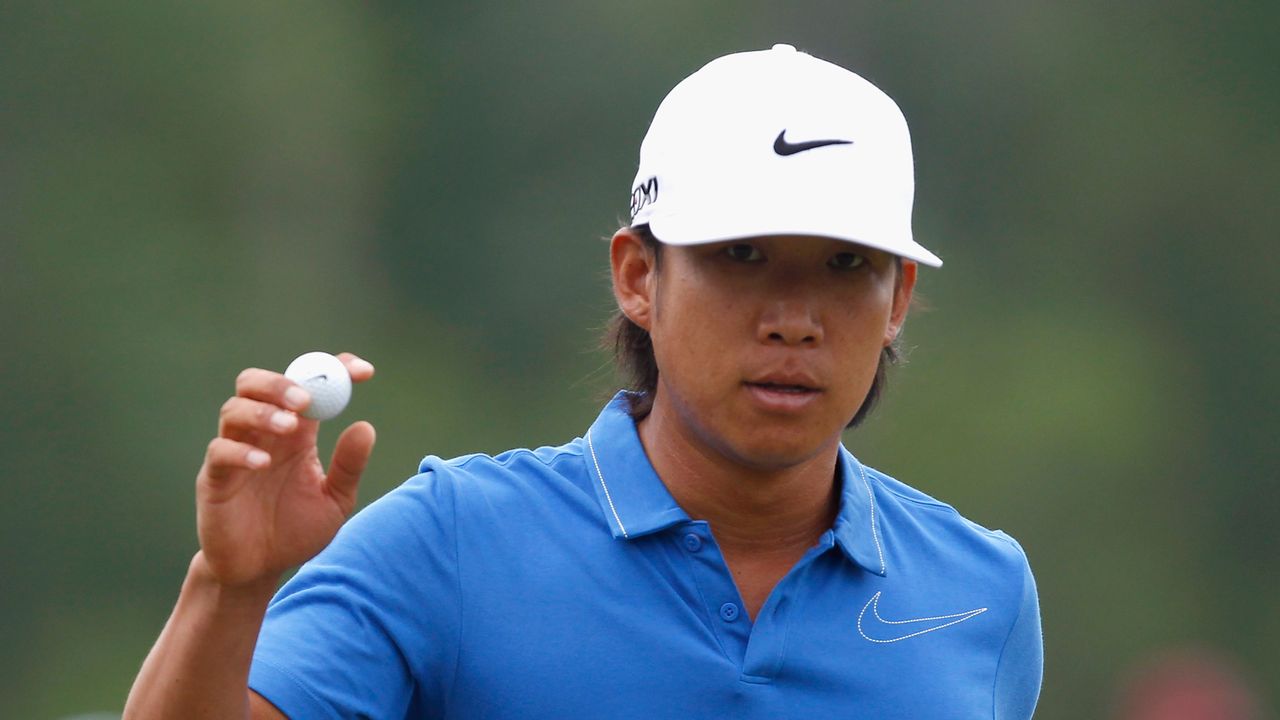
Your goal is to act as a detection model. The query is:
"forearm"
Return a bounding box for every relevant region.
[124,552,279,720]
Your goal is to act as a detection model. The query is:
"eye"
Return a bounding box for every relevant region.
[829,251,866,270]
[725,244,764,262]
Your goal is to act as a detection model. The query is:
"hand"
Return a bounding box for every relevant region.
[195,352,377,588]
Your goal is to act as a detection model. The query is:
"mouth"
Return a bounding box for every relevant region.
[742,376,824,413]
[743,381,820,394]
[744,370,823,393]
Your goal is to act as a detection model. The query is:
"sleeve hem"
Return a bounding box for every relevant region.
[249,657,343,720]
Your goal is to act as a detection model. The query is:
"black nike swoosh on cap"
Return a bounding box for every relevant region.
[773,130,854,156]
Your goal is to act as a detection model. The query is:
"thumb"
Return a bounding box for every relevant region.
[325,421,376,510]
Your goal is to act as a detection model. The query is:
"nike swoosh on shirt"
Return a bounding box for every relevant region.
[857,591,988,644]
[773,130,853,156]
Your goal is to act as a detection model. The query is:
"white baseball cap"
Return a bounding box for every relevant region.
[629,44,942,267]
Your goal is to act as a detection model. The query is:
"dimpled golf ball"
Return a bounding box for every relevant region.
[284,351,352,421]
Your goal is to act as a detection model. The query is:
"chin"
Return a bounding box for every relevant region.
[720,430,836,472]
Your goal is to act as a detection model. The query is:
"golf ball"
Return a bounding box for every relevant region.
[284,351,352,421]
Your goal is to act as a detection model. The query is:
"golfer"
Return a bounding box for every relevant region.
[126,44,1042,719]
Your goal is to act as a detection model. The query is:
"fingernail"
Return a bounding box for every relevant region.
[284,386,310,410]
[270,411,297,431]
[352,358,374,374]
[247,449,270,468]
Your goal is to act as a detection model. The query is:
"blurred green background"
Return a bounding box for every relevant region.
[2,2,1276,718]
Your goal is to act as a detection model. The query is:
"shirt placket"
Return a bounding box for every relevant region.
[675,520,752,668]
[675,522,837,683]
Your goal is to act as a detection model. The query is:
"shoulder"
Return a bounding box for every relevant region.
[861,463,1034,584]
[346,438,606,548]
[409,438,594,510]
[320,438,591,555]
[417,439,588,487]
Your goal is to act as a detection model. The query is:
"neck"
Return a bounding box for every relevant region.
[635,399,841,555]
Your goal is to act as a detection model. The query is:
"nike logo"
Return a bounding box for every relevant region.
[857,591,987,644]
[307,374,328,382]
[773,130,853,156]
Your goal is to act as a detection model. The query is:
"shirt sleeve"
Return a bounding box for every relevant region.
[249,471,461,719]
[992,541,1044,720]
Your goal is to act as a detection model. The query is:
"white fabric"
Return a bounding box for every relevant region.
[630,44,942,267]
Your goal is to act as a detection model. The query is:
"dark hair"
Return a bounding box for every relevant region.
[605,224,902,428]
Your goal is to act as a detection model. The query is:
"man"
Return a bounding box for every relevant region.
[126,44,1042,719]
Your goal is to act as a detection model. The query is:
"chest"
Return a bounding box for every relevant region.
[439,523,1006,719]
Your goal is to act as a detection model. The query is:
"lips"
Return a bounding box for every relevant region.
[744,381,817,393]
[742,372,823,412]
[744,371,822,393]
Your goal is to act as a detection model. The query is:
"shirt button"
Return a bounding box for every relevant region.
[683,533,703,552]
[719,602,740,622]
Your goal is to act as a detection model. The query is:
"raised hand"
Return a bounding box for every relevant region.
[195,352,376,588]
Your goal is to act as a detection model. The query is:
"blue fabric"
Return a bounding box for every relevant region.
[250,391,1042,719]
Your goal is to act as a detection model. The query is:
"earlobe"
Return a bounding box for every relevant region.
[610,228,657,331]
[883,317,903,347]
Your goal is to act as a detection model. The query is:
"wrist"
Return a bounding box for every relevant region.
[186,552,281,610]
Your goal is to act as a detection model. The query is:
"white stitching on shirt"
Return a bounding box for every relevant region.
[586,429,628,538]
[858,461,886,575]
[857,591,988,643]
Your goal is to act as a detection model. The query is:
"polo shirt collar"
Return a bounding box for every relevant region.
[583,392,888,577]
[584,392,691,539]
[832,446,889,577]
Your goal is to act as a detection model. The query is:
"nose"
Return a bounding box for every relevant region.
[758,297,824,346]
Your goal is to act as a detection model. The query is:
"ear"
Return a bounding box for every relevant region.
[884,260,917,346]
[610,227,658,331]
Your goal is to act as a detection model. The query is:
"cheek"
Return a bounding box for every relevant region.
[843,283,896,341]
[827,291,895,374]
[650,285,741,382]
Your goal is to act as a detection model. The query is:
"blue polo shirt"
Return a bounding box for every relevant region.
[250,392,1042,719]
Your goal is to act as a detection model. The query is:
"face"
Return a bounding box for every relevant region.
[611,230,916,472]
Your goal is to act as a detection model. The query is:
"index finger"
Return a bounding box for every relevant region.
[235,367,311,412]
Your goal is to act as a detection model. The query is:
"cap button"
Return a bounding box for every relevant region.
[771,43,796,52]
